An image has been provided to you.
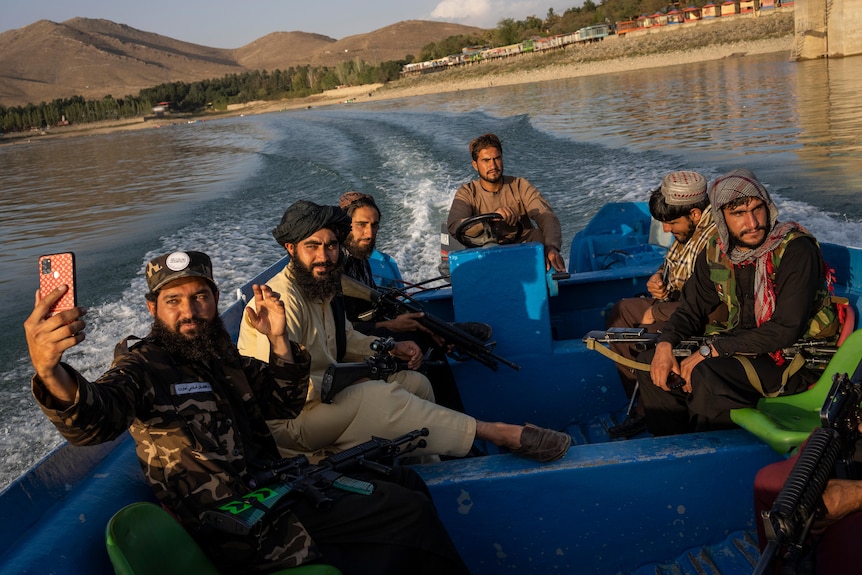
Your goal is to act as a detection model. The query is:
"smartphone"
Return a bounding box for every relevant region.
[39,252,77,316]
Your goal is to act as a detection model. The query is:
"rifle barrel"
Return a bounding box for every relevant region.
[343,275,519,371]
[769,427,841,539]
[417,314,519,371]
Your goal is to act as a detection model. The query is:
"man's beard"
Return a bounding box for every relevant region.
[151,314,229,362]
[291,255,342,301]
[674,218,697,244]
[345,232,375,260]
[480,170,503,185]
[730,224,769,250]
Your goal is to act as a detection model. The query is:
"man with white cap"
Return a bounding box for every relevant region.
[605,170,719,438]
[636,168,841,436]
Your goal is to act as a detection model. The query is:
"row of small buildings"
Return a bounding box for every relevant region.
[402,25,610,76]
[402,2,790,77]
[616,0,791,34]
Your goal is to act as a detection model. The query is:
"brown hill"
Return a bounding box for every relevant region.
[234,31,337,70]
[309,20,485,67]
[0,18,245,106]
[0,17,484,107]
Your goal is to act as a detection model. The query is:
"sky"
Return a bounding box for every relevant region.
[3,0,582,48]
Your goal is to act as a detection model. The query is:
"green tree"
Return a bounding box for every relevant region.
[523,15,544,35]
[496,18,521,45]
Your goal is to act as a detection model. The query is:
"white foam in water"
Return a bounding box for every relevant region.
[0,198,286,488]
[768,190,862,248]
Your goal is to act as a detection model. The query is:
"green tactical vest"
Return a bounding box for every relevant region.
[704,230,840,341]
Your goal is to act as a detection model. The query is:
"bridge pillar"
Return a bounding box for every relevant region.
[795,0,862,59]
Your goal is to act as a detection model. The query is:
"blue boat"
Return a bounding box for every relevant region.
[2,201,860,574]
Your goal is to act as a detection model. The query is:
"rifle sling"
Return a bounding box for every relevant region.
[733,353,806,398]
[331,295,347,362]
[586,336,810,396]
[584,338,651,372]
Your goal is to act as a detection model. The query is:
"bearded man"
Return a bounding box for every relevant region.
[636,168,841,436]
[238,200,571,463]
[339,191,474,412]
[604,170,720,438]
[338,191,428,336]
[24,250,471,574]
[447,133,565,272]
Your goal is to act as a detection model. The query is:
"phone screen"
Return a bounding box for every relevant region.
[39,253,77,315]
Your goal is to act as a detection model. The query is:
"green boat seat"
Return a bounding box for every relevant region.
[106,501,342,575]
[730,326,862,455]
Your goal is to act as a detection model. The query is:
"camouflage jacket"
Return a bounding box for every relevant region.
[32,335,322,570]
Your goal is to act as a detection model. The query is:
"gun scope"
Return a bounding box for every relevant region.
[370,337,396,353]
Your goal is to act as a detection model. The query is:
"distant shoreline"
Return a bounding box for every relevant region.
[1,11,794,144]
[375,35,793,101]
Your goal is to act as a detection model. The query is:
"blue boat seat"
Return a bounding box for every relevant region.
[730,323,861,455]
[106,501,342,575]
[568,202,666,273]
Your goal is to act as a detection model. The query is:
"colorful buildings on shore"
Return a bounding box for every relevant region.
[403,6,793,76]
[617,1,788,35]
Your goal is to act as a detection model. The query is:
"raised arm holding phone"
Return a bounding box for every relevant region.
[23,250,471,575]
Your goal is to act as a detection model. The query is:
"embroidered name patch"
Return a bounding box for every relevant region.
[173,382,213,395]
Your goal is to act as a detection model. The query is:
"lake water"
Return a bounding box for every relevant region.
[1,51,861,489]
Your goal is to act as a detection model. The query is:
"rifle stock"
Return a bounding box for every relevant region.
[203,428,430,535]
[342,275,520,371]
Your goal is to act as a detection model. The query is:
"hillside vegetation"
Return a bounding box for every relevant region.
[0,7,794,134]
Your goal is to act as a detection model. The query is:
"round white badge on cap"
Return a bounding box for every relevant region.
[165,251,191,271]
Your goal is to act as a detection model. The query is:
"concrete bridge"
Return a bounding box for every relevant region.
[794,0,862,58]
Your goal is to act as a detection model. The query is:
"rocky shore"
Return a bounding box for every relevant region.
[1,10,794,143]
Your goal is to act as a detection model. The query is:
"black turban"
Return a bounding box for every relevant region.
[272,200,351,246]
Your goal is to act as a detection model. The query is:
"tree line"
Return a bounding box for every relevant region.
[0,61,407,133]
[2,0,698,133]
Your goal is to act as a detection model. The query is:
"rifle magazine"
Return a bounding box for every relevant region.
[205,483,294,535]
[333,476,375,495]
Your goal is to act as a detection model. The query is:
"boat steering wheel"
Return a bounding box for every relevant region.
[453,213,524,248]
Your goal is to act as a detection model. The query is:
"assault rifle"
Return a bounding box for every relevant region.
[752,363,862,575]
[321,337,443,403]
[583,327,839,367]
[341,275,520,372]
[203,428,430,536]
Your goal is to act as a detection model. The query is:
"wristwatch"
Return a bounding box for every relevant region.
[699,344,712,358]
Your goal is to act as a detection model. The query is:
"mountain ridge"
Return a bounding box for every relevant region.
[0,18,484,107]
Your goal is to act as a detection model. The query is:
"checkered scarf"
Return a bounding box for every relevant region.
[662,205,716,295]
